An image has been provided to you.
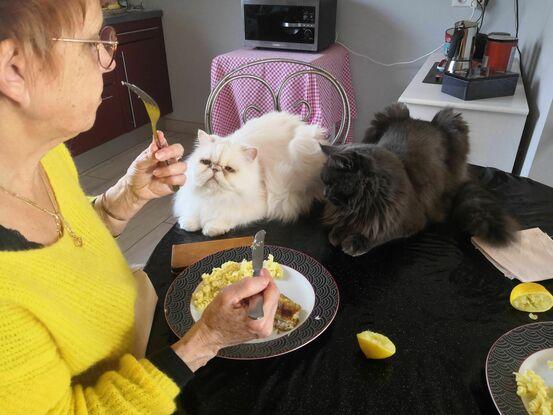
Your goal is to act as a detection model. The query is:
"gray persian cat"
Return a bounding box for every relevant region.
[321,103,516,257]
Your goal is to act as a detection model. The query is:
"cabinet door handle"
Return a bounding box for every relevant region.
[117,27,159,36]
[120,50,137,128]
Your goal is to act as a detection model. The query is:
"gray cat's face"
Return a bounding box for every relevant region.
[320,145,369,208]
[320,145,396,210]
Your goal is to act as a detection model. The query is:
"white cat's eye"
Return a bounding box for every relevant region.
[200,159,211,166]
[225,166,236,173]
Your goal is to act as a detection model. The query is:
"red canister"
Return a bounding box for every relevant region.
[483,34,518,72]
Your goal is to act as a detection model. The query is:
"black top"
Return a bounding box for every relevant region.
[0,225,43,251]
[145,166,553,415]
[0,224,193,391]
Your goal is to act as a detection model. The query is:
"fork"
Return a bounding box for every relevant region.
[121,81,180,192]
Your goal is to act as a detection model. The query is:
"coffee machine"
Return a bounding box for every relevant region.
[445,20,479,75]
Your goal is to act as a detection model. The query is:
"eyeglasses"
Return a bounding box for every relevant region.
[52,26,118,69]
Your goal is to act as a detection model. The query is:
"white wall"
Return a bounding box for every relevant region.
[529,104,553,186]
[515,1,553,186]
[146,0,243,124]
[147,0,552,185]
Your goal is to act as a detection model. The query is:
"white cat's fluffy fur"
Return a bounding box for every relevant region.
[173,111,327,236]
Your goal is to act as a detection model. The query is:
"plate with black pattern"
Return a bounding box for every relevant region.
[486,322,553,414]
[164,245,339,359]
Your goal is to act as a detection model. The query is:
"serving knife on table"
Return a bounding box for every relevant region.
[247,230,266,320]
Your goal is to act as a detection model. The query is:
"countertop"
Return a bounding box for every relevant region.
[399,52,529,116]
[103,9,162,25]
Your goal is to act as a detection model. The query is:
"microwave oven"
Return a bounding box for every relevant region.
[242,0,337,52]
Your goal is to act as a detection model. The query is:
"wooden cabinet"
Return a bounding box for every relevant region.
[67,17,173,155]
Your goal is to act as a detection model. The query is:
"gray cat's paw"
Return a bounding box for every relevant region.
[341,234,371,257]
[202,222,231,237]
[177,216,201,232]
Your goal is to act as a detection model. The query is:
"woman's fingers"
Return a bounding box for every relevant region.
[152,130,168,151]
[259,279,280,337]
[243,270,279,337]
[224,273,271,305]
[262,279,280,318]
[158,175,187,187]
[153,161,187,178]
[155,143,184,162]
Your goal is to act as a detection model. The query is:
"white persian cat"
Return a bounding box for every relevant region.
[173,111,327,236]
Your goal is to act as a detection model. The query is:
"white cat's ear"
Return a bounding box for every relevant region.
[197,130,214,146]
[241,146,258,162]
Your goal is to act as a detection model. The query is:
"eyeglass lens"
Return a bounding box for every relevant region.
[99,26,117,68]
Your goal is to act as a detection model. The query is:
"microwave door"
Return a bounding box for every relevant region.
[244,4,315,44]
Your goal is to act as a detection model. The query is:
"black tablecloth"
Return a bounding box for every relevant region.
[145,166,553,415]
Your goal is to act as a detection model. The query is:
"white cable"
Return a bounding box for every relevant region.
[335,6,476,67]
[469,1,477,20]
[335,37,444,67]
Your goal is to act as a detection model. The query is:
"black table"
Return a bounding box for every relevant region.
[146,167,553,415]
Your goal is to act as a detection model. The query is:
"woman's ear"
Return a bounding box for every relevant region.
[0,40,31,106]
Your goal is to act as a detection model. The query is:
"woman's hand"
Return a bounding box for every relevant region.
[94,131,187,235]
[171,270,280,371]
[124,131,187,202]
[199,269,280,345]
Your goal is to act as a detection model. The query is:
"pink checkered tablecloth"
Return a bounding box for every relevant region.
[209,44,358,143]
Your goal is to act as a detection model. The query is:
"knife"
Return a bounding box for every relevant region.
[247,230,266,320]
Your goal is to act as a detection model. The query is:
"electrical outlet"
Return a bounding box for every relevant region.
[451,0,473,7]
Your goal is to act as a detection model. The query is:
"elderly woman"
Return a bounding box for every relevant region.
[0,0,280,413]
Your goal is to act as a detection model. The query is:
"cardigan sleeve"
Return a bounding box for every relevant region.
[148,346,194,389]
[0,302,181,415]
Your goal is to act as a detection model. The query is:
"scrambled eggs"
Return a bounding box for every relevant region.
[515,368,553,415]
[192,255,283,311]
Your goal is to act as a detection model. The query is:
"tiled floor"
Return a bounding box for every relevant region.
[74,124,196,268]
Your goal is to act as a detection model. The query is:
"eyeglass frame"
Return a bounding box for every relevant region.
[52,26,119,69]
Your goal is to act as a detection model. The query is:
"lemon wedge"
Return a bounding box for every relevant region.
[356,330,396,359]
[510,283,553,313]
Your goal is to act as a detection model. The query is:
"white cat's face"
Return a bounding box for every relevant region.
[190,130,259,192]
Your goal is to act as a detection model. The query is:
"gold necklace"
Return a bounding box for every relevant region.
[0,167,83,247]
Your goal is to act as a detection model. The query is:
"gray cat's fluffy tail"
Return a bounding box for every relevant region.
[451,180,518,246]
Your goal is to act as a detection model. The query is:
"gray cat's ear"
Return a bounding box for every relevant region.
[197,130,214,146]
[242,146,258,162]
[320,144,337,156]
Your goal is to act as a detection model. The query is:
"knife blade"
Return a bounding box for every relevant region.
[247,230,266,320]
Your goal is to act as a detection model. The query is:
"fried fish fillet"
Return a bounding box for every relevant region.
[274,294,302,332]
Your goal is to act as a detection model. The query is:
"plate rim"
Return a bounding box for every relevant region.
[485,321,553,414]
[164,244,340,360]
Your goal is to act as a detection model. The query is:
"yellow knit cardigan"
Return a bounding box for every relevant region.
[0,145,180,414]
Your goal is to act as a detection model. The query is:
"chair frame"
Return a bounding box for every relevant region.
[204,58,351,145]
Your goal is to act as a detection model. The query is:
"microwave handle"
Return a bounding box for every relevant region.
[282,22,315,28]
